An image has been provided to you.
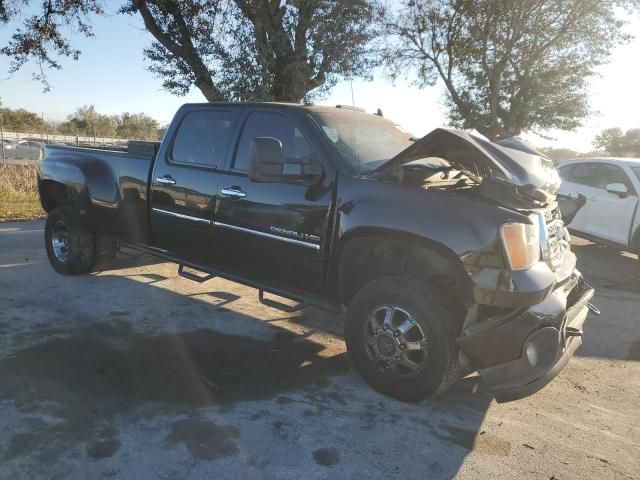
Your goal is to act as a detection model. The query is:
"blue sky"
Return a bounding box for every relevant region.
[1,7,639,151]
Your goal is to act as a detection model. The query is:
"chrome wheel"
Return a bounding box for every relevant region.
[363,305,428,377]
[51,220,70,263]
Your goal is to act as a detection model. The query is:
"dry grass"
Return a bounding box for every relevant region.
[0,163,45,221]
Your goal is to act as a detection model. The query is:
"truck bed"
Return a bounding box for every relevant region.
[39,143,158,244]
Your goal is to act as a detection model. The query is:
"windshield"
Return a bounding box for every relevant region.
[632,166,640,183]
[310,111,414,173]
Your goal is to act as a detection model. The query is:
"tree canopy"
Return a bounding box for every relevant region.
[1,0,382,101]
[57,105,160,139]
[0,103,50,132]
[594,127,640,157]
[0,0,103,90]
[385,0,637,140]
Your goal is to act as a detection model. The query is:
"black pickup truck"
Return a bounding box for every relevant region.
[39,102,595,402]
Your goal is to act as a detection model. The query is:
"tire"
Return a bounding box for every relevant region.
[345,275,461,402]
[44,207,94,275]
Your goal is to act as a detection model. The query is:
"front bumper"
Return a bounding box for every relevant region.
[459,272,594,403]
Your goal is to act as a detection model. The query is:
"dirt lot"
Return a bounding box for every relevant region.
[0,221,638,480]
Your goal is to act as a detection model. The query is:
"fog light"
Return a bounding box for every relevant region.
[526,342,539,367]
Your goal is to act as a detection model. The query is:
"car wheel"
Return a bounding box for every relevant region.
[345,275,462,402]
[44,207,94,275]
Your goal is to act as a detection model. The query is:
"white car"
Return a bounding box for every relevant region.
[557,157,640,257]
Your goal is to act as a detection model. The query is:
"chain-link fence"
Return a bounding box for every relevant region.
[0,130,131,164]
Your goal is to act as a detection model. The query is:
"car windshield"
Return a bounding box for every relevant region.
[632,166,640,183]
[309,110,415,173]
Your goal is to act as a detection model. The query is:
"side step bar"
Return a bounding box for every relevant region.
[178,264,216,283]
[121,241,343,313]
[178,264,307,313]
[258,289,307,313]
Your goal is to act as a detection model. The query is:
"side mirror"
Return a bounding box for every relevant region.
[248,137,320,183]
[606,182,628,198]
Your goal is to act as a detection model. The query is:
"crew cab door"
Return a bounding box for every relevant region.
[149,107,240,262]
[584,164,638,246]
[212,109,334,295]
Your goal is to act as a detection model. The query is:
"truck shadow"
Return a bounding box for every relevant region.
[0,240,494,478]
[569,239,640,361]
[571,239,640,294]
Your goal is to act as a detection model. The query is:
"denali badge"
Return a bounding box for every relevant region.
[270,226,320,242]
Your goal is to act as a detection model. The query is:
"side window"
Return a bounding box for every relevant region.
[232,111,312,172]
[595,164,636,194]
[171,110,236,168]
[558,164,575,180]
[568,163,600,186]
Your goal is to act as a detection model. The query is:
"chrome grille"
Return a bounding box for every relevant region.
[543,207,568,270]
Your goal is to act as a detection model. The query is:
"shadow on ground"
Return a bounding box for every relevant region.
[0,221,494,478]
[572,237,640,294]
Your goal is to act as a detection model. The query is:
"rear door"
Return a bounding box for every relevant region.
[212,109,333,295]
[583,163,638,246]
[150,106,240,262]
[558,162,600,232]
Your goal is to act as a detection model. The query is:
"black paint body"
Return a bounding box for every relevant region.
[39,102,594,402]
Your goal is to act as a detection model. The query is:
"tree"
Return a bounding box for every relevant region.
[116,112,159,140]
[2,0,382,101]
[385,0,636,141]
[59,105,117,137]
[0,100,49,132]
[594,127,640,157]
[0,0,103,90]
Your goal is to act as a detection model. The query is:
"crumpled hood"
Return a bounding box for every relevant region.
[372,128,561,208]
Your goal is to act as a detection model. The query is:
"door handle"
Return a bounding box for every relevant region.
[156,176,176,185]
[221,187,247,199]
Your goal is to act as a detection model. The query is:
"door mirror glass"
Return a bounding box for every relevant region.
[249,137,320,183]
[606,182,628,197]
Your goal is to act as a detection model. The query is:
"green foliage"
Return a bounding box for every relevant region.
[594,127,640,157]
[116,112,159,140]
[0,106,49,133]
[385,0,637,140]
[57,105,160,139]
[129,0,383,102]
[58,105,117,137]
[0,0,104,91]
[2,0,383,101]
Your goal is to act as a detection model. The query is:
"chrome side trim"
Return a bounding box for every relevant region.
[152,207,212,225]
[213,221,320,250]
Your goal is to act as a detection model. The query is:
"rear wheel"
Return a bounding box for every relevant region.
[345,275,461,402]
[44,207,117,275]
[45,207,94,275]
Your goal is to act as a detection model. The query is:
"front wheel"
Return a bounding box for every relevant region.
[345,276,461,402]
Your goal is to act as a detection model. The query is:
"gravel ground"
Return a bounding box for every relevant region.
[0,220,638,480]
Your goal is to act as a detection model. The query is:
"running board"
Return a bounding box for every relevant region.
[178,264,216,283]
[259,289,307,313]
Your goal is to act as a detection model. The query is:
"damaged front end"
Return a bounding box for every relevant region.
[374,128,595,401]
[460,272,595,402]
